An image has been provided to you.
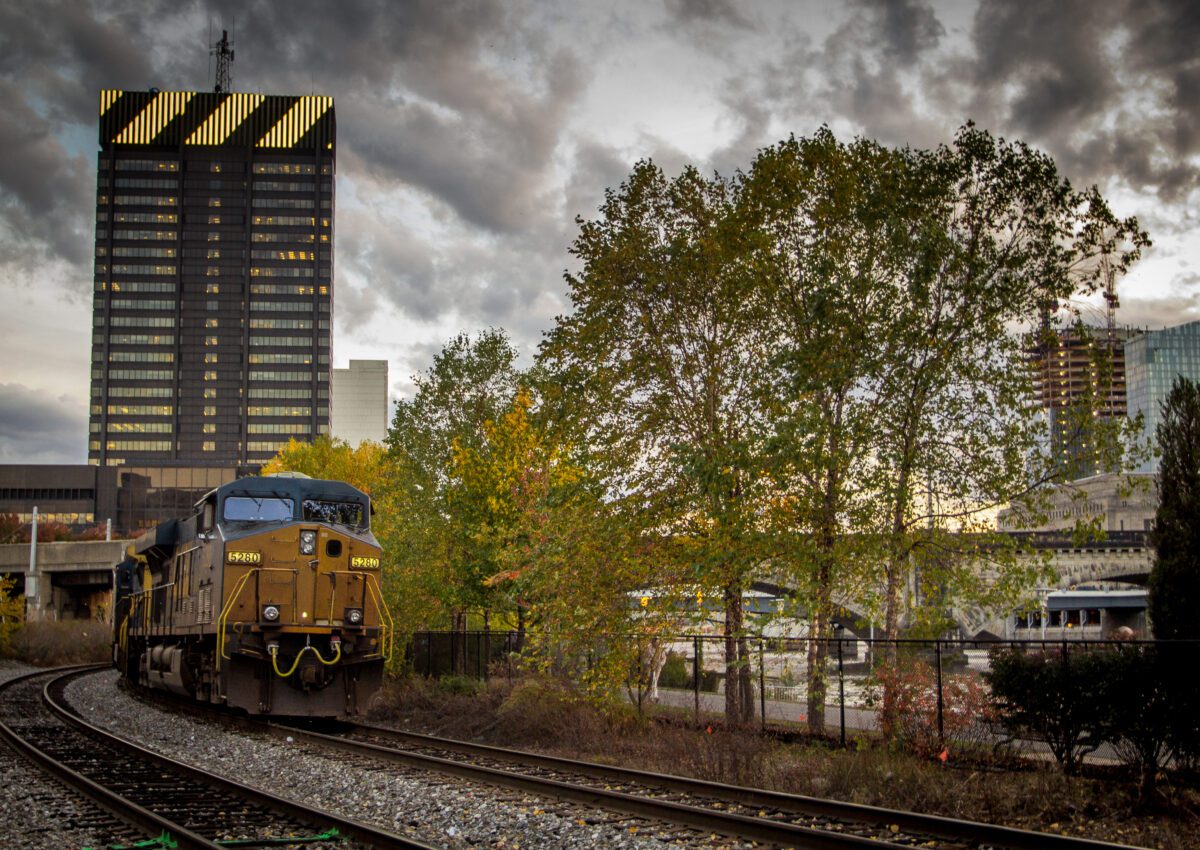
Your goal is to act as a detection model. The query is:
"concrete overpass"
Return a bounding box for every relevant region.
[0,540,128,622]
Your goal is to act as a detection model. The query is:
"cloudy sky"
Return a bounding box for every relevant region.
[1,0,1197,463]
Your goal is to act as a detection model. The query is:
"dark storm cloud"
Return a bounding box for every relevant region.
[0,383,85,463]
[707,80,772,177]
[663,0,754,29]
[968,0,1200,200]
[851,0,944,63]
[970,1,1121,137]
[763,1,949,152]
[0,81,92,270]
[202,0,583,235]
[562,140,632,227]
[0,0,157,276]
[339,210,445,324]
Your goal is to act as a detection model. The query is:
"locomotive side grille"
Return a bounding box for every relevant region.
[198,585,213,624]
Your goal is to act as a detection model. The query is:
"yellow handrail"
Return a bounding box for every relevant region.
[216,567,301,666]
[363,573,395,661]
[216,569,258,665]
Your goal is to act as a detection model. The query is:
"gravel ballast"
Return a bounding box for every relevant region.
[59,669,727,849]
[0,661,145,850]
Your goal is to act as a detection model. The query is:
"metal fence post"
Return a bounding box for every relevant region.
[637,636,644,716]
[693,635,701,722]
[838,634,846,748]
[759,638,766,733]
[935,639,944,751]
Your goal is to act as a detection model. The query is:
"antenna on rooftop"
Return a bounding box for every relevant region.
[211,27,234,93]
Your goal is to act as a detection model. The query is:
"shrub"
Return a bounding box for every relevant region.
[658,652,690,689]
[1094,645,1177,799]
[866,659,997,759]
[439,674,485,696]
[0,576,24,657]
[985,646,1108,773]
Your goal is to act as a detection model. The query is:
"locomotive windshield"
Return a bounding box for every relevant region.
[303,499,366,529]
[223,495,295,522]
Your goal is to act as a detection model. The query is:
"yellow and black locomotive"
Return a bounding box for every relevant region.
[113,473,392,717]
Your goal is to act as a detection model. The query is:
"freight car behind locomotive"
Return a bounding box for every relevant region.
[113,473,392,717]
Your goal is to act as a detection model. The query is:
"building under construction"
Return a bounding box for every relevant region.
[1029,324,1137,479]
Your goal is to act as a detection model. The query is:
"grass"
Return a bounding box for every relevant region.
[371,673,1200,850]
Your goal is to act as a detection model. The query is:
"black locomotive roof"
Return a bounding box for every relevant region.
[213,475,370,506]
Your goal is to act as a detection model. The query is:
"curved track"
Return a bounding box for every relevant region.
[266,719,1146,850]
[0,666,437,850]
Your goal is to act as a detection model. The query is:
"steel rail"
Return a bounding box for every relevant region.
[273,718,917,850]
[272,720,1148,850]
[8,666,440,850]
[0,665,223,850]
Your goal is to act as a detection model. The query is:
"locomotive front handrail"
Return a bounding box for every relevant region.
[216,567,301,665]
[216,568,259,665]
[362,572,394,661]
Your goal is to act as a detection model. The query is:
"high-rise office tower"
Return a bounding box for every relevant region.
[1125,320,1200,474]
[89,89,334,467]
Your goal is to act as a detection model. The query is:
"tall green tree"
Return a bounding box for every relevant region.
[741,130,904,732]
[741,125,1146,733]
[540,162,769,722]
[1148,376,1200,639]
[385,329,524,637]
[863,126,1146,651]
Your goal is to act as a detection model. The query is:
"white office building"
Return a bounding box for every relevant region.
[331,360,389,446]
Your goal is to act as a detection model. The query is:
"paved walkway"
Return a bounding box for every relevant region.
[638,685,878,735]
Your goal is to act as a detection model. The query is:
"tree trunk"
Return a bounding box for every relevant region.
[452,609,467,675]
[724,579,746,723]
[881,423,918,742]
[738,633,755,723]
[806,609,828,734]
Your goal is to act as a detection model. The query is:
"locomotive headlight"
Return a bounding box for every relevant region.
[344,607,364,625]
[262,604,280,622]
[299,530,317,555]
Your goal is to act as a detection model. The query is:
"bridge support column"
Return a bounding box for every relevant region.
[24,574,53,623]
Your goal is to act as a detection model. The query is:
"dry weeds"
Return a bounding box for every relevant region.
[9,621,111,666]
[372,674,1200,850]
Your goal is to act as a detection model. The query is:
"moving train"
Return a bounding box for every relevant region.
[112,473,392,716]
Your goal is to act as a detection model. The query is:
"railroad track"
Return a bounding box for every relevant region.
[0,666,437,850]
[261,718,1148,850]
